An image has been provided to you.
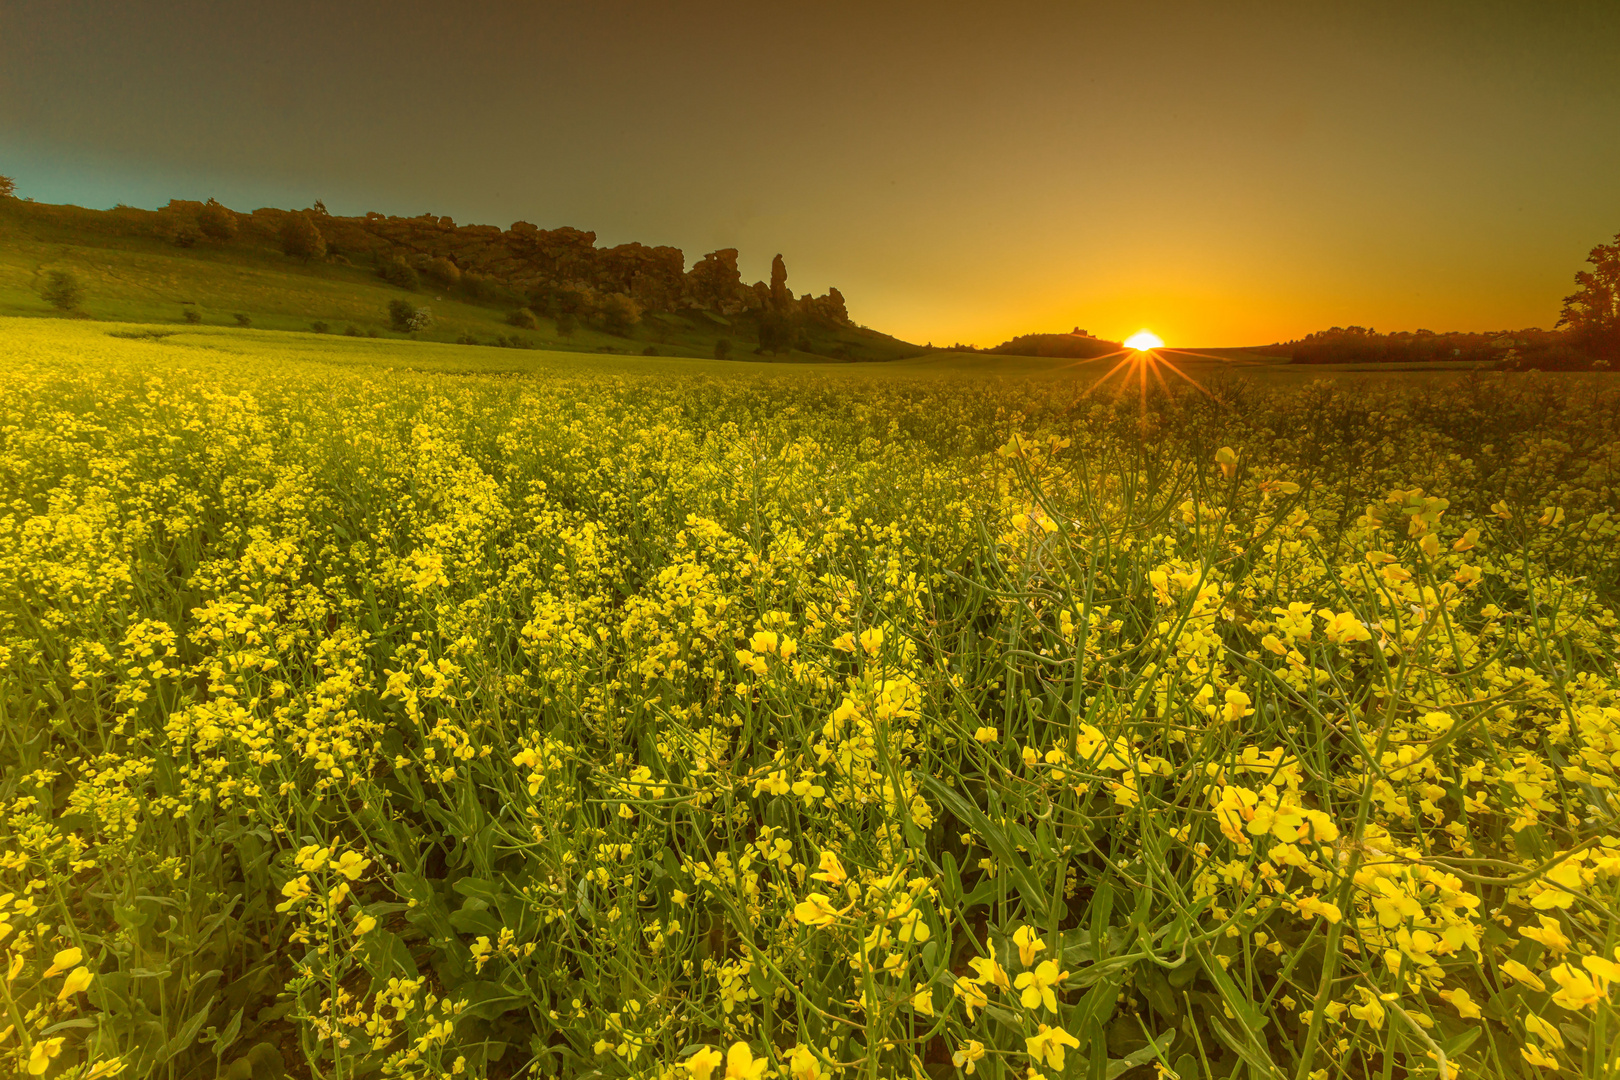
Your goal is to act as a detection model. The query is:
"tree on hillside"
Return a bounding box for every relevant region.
[757,310,792,353]
[378,254,419,290]
[388,299,415,332]
[0,175,15,199]
[197,199,238,242]
[280,211,326,262]
[1558,232,1620,360]
[41,270,83,311]
[600,292,642,336]
[770,254,790,311]
[425,257,461,290]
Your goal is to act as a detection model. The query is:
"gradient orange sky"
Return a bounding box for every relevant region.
[4,1,1618,346]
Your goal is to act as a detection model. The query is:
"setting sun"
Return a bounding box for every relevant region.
[1124,330,1164,351]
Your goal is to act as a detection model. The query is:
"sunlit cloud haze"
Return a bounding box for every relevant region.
[3,0,1617,345]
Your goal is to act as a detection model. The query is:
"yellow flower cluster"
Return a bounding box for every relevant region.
[0,319,1618,1079]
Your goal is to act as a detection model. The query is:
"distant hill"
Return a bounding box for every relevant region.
[0,194,923,362]
[984,329,1123,359]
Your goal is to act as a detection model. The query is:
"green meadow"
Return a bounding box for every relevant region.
[0,200,918,364]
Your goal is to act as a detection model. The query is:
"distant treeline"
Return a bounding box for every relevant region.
[970,329,1123,358]
[1289,231,1620,370]
[1287,326,1596,369]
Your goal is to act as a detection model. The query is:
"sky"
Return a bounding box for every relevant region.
[3,0,1618,346]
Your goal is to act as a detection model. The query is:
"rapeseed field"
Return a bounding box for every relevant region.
[2,320,1618,1080]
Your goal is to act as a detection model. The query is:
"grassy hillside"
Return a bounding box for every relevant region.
[0,198,923,362]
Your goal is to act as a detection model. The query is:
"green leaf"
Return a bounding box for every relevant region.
[917,772,1053,922]
[1105,1030,1177,1080]
[156,994,215,1064]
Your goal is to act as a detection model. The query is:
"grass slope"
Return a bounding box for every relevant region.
[0,198,923,362]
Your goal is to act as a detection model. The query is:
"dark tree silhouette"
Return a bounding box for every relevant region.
[757,311,792,353]
[600,292,642,336]
[425,257,461,289]
[280,212,326,261]
[41,270,83,311]
[197,199,238,242]
[1559,232,1620,360]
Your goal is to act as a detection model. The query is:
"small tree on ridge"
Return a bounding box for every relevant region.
[280,211,326,262]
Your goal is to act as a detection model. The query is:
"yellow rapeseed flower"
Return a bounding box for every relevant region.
[43,947,83,978]
[1013,925,1046,967]
[1025,1024,1081,1070]
[1014,959,1068,1012]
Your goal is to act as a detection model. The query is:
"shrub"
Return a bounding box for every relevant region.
[555,312,577,339]
[311,321,330,334]
[172,226,201,249]
[387,300,415,332]
[507,308,538,330]
[461,272,500,303]
[366,328,379,338]
[344,325,362,337]
[643,346,658,356]
[233,313,252,328]
[425,257,461,290]
[0,175,15,199]
[197,199,238,242]
[714,336,732,360]
[378,256,419,291]
[182,308,202,324]
[455,332,479,346]
[407,307,434,334]
[41,270,83,312]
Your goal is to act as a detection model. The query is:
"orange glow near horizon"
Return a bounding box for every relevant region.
[1124,330,1165,351]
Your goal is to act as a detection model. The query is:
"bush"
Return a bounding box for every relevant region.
[461,272,500,303]
[311,321,330,334]
[233,313,252,328]
[182,308,202,324]
[41,270,83,312]
[555,312,577,339]
[643,346,658,356]
[407,307,434,334]
[172,226,201,249]
[387,299,415,332]
[455,332,479,346]
[714,337,732,360]
[507,308,538,330]
[378,256,419,291]
[345,325,362,337]
[0,175,15,199]
[197,199,238,242]
[425,258,461,290]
